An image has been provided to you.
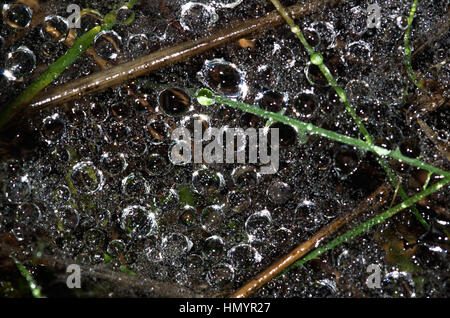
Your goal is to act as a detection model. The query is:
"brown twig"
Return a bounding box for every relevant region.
[24,0,342,113]
[0,239,204,298]
[230,183,392,298]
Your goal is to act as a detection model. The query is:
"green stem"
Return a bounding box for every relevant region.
[0,0,140,129]
[404,0,426,92]
[11,255,44,298]
[196,91,449,178]
[292,176,450,268]
[270,0,429,229]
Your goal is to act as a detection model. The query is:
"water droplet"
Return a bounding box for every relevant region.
[121,205,157,239]
[267,181,292,205]
[121,173,150,197]
[143,152,168,176]
[334,145,360,177]
[231,166,259,187]
[245,210,272,242]
[41,115,66,143]
[3,176,30,203]
[54,185,71,203]
[2,3,32,29]
[83,228,106,251]
[310,21,336,49]
[116,5,135,25]
[55,206,80,232]
[256,90,286,113]
[226,190,251,213]
[349,6,368,35]
[147,118,171,145]
[207,263,235,288]
[199,59,247,97]
[161,233,193,259]
[191,169,224,195]
[127,33,149,57]
[40,15,69,42]
[291,91,317,118]
[179,205,197,226]
[99,152,127,175]
[227,244,261,268]
[94,30,122,60]
[180,2,218,31]
[158,88,191,116]
[16,202,41,225]
[71,161,104,194]
[346,40,372,61]
[106,239,126,258]
[400,137,421,159]
[269,122,298,147]
[4,46,36,81]
[201,205,224,232]
[203,235,224,259]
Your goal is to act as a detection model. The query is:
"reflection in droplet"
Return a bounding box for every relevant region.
[199,59,247,98]
[201,205,224,232]
[16,202,41,225]
[100,152,127,175]
[40,15,69,42]
[94,30,122,60]
[3,176,31,203]
[4,46,36,81]
[227,244,261,268]
[245,210,272,242]
[55,206,80,232]
[71,161,105,194]
[158,88,191,116]
[121,205,157,239]
[180,2,218,31]
[203,235,224,259]
[41,115,66,143]
[116,5,135,25]
[2,3,33,29]
[161,233,193,260]
[226,190,251,213]
[127,33,149,57]
[207,263,235,288]
[192,169,224,195]
[121,173,150,197]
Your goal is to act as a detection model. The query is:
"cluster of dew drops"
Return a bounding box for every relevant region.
[0,0,449,297]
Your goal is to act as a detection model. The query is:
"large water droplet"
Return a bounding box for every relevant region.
[2,3,32,29]
[4,46,36,81]
[180,2,218,31]
[94,30,122,60]
[71,162,104,194]
[40,15,69,42]
[121,205,158,239]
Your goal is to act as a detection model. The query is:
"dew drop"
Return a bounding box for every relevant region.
[245,210,272,242]
[71,162,104,194]
[40,15,69,42]
[4,46,36,81]
[2,3,32,29]
[199,59,247,97]
[94,30,122,60]
[158,88,191,116]
[180,2,218,31]
[121,205,158,239]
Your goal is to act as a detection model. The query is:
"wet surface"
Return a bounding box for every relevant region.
[0,0,449,298]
